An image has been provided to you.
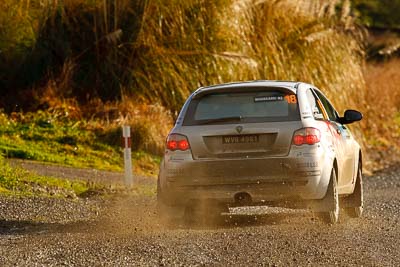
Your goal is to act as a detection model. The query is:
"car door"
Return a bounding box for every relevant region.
[312,89,355,188]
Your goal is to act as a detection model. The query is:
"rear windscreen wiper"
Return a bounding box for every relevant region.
[196,116,242,125]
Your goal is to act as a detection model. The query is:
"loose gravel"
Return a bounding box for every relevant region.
[1,164,400,266]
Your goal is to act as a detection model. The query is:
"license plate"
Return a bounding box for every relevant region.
[222,135,259,144]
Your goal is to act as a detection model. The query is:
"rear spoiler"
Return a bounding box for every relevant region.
[192,86,297,100]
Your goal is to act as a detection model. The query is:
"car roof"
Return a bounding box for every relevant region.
[192,80,305,98]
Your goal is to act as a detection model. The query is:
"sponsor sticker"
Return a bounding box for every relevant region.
[254,95,297,104]
[254,96,284,102]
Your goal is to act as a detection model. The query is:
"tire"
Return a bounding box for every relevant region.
[157,200,185,222]
[157,178,185,224]
[344,165,364,218]
[184,201,229,226]
[318,168,340,224]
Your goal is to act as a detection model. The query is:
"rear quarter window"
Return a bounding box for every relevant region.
[183,89,300,125]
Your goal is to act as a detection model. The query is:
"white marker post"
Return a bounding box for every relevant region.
[122,125,133,187]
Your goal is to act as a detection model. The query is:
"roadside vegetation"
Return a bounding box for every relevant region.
[350,0,400,60]
[0,0,365,113]
[0,0,399,197]
[0,108,162,175]
[0,110,121,171]
[0,155,157,198]
[363,59,400,169]
[351,0,400,29]
[0,155,94,198]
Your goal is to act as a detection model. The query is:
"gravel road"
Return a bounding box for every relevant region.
[1,163,400,266]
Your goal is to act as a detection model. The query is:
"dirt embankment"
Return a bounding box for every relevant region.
[1,164,400,266]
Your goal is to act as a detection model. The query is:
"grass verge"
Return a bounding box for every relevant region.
[0,155,96,198]
[0,109,163,176]
[0,110,122,171]
[0,155,157,198]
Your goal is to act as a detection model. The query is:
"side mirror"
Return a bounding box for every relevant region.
[338,109,363,124]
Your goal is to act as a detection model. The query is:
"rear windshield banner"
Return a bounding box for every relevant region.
[254,96,284,102]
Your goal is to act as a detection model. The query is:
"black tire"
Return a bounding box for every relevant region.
[184,201,229,226]
[344,165,364,218]
[157,178,185,224]
[157,202,186,226]
[318,168,340,224]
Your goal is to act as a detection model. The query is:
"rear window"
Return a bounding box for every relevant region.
[183,90,300,125]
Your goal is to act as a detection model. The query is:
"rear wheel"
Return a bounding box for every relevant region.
[317,168,339,224]
[157,201,186,224]
[184,201,229,226]
[157,178,185,224]
[344,165,364,218]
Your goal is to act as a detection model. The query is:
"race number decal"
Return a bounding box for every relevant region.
[284,95,297,104]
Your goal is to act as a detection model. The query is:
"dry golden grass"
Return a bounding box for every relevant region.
[362,59,400,169]
[38,93,173,156]
[130,0,365,113]
[8,0,398,171]
[2,0,366,112]
[9,0,364,143]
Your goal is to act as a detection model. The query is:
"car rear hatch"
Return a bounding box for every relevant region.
[182,87,302,160]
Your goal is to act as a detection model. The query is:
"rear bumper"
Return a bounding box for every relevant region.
[159,152,333,206]
[162,179,317,206]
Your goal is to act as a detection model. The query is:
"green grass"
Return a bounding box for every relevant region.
[394,113,400,126]
[129,184,157,198]
[0,110,162,177]
[0,155,94,198]
[0,110,123,171]
[132,151,161,176]
[0,152,158,198]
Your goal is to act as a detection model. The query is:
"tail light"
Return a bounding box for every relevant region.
[293,128,321,146]
[166,134,190,151]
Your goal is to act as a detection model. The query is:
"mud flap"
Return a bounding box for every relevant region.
[307,169,337,212]
[340,167,363,208]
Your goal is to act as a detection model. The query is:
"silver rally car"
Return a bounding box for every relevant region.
[157,81,363,224]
